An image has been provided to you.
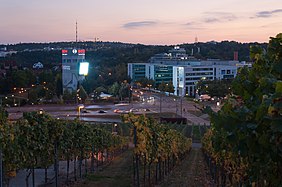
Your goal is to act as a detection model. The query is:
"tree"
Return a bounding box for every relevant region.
[137,77,155,89]
[166,81,175,95]
[158,81,166,92]
[203,34,282,186]
[109,82,120,97]
[0,77,13,94]
[268,33,282,79]
[62,89,76,102]
[0,107,8,122]
[12,70,29,88]
[119,82,130,101]
[28,89,38,104]
[78,85,88,102]
[55,74,63,97]
[38,70,54,85]
[196,79,232,98]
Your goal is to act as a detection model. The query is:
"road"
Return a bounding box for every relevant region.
[140,91,211,125]
[6,90,214,125]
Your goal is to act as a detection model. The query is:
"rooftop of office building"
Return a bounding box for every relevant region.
[144,46,250,67]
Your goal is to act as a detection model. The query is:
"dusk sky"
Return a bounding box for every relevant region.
[1,0,282,45]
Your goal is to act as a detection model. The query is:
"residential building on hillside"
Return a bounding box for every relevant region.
[128,46,251,97]
[0,51,17,57]
[32,62,44,69]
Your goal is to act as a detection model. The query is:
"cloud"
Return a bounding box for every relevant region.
[184,22,205,30]
[255,9,282,18]
[123,21,157,29]
[204,18,219,23]
[202,12,237,23]
[185,22,196,26]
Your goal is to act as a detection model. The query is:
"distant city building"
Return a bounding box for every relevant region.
[0,48,17,57]
[128,46,251,97]
[62,49,85,93]
[0,47,7,51]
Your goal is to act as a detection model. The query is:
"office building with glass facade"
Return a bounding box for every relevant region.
[128,47,251,97]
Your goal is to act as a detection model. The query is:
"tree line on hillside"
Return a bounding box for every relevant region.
[1,40,267,67]
[181,41,267,61]
[0,41,134,52]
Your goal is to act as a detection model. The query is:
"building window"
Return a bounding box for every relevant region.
[192,68,213,71]
[186,82,194,85]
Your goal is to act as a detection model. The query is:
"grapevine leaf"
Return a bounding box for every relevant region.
[270,119,282,132]
[247,123,257,130]
[275,81,282,94]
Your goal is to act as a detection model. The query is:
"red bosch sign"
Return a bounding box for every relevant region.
[62,49,85,56]
[78,49,85,54]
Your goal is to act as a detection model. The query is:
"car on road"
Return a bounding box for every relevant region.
[129,108,150,112]
[97,110,107,113]
[113,109,129,114]
[129,108,138,112]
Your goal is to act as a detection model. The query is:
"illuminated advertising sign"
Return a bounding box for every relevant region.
[62,49,85,56]
[79,62,89,75]
[62,49,68,56]
[78,49,85,55]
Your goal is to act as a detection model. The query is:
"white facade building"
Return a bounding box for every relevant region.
[128,47,251,97]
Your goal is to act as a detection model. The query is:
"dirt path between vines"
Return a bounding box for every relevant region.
[160,146,213,187]
[73,148,133,187]
[73,144,212,187]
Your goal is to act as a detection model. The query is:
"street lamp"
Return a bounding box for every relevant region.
[77,104,84,120]
[129,87,133,107]
[180,97,183,117]
[159,93,162,116]
[174,98,178,117]
[11,95,16,106]
[112,123,118,135]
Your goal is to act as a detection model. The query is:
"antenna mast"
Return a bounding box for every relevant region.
[76,21,78,43]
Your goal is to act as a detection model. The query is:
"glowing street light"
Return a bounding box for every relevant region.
[174,98,178,116]
[77,104,84,120]
[112,123,118,135]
